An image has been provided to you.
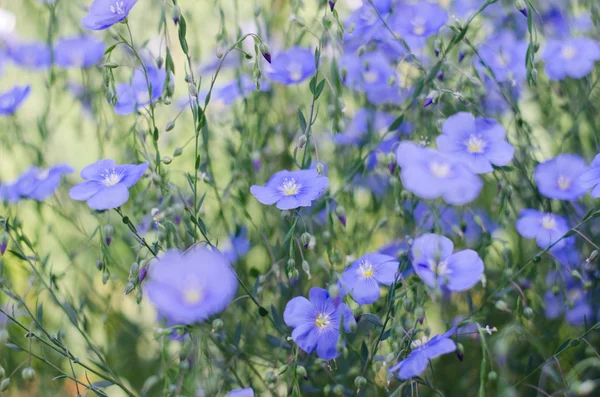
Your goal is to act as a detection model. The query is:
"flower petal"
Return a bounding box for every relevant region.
[87,184,130,210]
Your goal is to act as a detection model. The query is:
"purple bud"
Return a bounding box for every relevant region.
[337,214,346,227]
[519,8,527,17]
[0,242,6,256]
[458,51,466,63]
[105,236,111,246]
[457,351,464,361]
[329,0,335,11]
[262,52,271,64]
[436,71,444,81]
[138,267,148,283]
[423,97,433,107]
[434,49,439,58]
[174,215,181,225]
[388,162,396,175]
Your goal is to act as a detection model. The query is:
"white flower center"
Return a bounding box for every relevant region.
[102,169,122,187]
[465,135,486,153]
[410,335,428,349]
[541,214,556,230]
[110,1,126,15]
[280,177,299,196]
[557,175,571,191]
[561,45,577,60]
[430,161,450,178]
[412,22,425,36]
[287,63,303,82]
[315,313,331,329]
[430,258,451,276]
[495,53,510,67]
[363,70,379,83]
[357,260,374,278]
[183,287,203,304]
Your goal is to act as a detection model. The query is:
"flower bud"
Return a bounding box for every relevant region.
[22,367,35,381]
[287,258,296,269]
[523,306,533,319]
[301,232,311,249]
[298,134,308,149]
[254,5,262,16]
[301,260,311,279]
[296,365,307,377]
[424,90,439,107]
[259,43,271,64]
[293,16,306,27]
[96,259,104,271]
[0,233,7,255]
[124,281,136,295]
[104,224,114,246]
[333,384,344,395]
[488,371,497,382]
[335,205,347,227]
[138,267,148,283]
[329,0,336,11]
[173,147,183,157]
[347,316,357,332]
[495,300,508,311]
[166,120,176,132]
[162,156,173,165]
[156,55,164,69]
[0,378,10,391]
[354,376,367,390]
[188,83,198,97]
[172,4,181,24]
[456,342,464,361]
[515,0,527,17]
[102,270,110,285]
[316,162,325,175]
[0,329,9,344]
[212,318,224,331]
[414,307,425,323]
[402,297,413,312]
[328,283,340,298]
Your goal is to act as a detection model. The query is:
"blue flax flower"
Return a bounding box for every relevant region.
[222,227,250,264]
[228,388,254,397]
[516,209,569,250]
[534,154,588,201]
[389,328,457,380]
[250,169,328,210]
[144,247,238,325]
[410,234,484,291]
[437,112,514,174]
[0,86,31,116]
[82,0,138,30]
[267,47,315,85]
[542,38,600,80]
[334,109,403,146]
[7,42,51,70]
[114,63,166,115]
[545,269,591,326]
[69,159,148,210]
[396,142,483,205]
[283,287,354,360]
[388,2,447,49]
[54,37,105,68]
[12,164,73,201]
[580,153,600,198]
[477,31,527,83]
[340,253,399,305]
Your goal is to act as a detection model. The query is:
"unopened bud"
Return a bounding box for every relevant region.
[102,270,110,285]
[316,162,324,175]
[329,0,336,12]
[0,233,7,255]
[488,371,497,382]
[298,134,308,149]
[403,297,413,312]
[216,47,224,59]
[515,0,527,17]
[259,43,271,64]
[212,318,224,331]
[328,283,340,298]
[354,376,367,390]
[0,329,9,344]
[166,120,175,131]
[335,205,347,227]
[577,380,596,395]
[301,260,311,279]
[495,300,508,311]
[156,56,164,69]
[456,342,464,361]
[301,232,311,249]
[424,90,439,107]
[104,224,114,246]
[162,156,172,165]
[296,365,307,377]
[172,5,181,24]
[173,147,183,157]
[96,259,104,271]
[587,250,598,262]
[22,367,35,381]
[188,83,198,97]
[0,378,10,391]
[138,267,148,283]
[523,306,533,319]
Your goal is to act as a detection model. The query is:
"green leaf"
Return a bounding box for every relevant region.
[63,301,79,326]
[361,313,383,327]
[298,109,307,133]
[388,114,405,132]
[554,338,571,355]
[314,80,326,99]
[360,341,369,364]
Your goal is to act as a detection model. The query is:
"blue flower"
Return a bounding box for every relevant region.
[388,2,447,49]
[0,86,31,116]
[250,169,328,210]
[283,287,354,360]
[410,233,484,291]
[211,75,270,106]
[437,112,514,174]
[114,63,166,115]
[12,164,73,201]
[340,253,399,305]
[228,388,254,397]
[545,269,591,326]
[7,42,51,70]
[389,328,457,379]
[222,227,250,264]
[396,142,483,205]
[82,0,139,30]
[144,247,238,325]
[69,159,148,210]
[54,37,105,68]
[343,5,387,52]
[516,209,569,250]
[534,154,588,201]
[339,51,405,105]
[267,47,315,85]
[477,31,527,83]
[334,109,404,146]
[542,38,600,80]
[580,153,600,198]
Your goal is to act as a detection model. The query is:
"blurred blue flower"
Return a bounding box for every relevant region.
[222,227,250,264]
[463,209,498,247]
[580,153,600,198]
[343,5,386,52]
[334,109,408,146]
[12,164,73,201]
[389,328,457,379]
[250,169,328,210]
[477,31,527,83]
[8,42,51,70]
[542,38,600,80]
[267,47,315,85]
[516,209,569,249]
[388,2,447,49]
[340,253,399,305]
[410,233,484,291]
[0,85,31,116]
[228,388,254,397]
[212,75,270,106]
[396,142,483,205]
[534,154,588,201]
[82,0,139,30]
[545,270,591,326]
[339,51,404,105]
[437,112,514,174]
[54,36,105,68]
[283,287,354,360]
[114,63,166,115]
[69,159,148,210]
[144,247,238,325]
